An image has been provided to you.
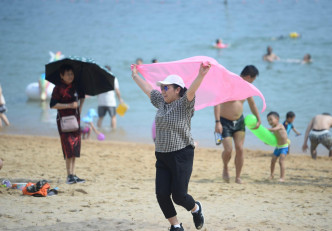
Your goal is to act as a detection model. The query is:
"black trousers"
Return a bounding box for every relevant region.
[155,145,196,219]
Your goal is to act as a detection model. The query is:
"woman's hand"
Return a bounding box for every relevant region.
[199,62,211,77]
[69,101,78,109]
[187,62,212,102]
[131,64,153,98]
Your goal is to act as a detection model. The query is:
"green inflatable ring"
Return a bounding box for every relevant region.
[244,114,277,146]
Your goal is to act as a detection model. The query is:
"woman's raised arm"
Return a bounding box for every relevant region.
[187,62,211,102]
[131,64,153,98]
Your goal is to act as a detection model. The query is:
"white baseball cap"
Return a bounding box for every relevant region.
[156,74,185,88]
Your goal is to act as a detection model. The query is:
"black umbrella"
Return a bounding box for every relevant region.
[45,56,114,96]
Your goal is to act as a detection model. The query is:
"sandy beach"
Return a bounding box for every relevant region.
[0,134,331,231]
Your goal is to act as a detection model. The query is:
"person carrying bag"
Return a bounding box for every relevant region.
[50,64,86,185]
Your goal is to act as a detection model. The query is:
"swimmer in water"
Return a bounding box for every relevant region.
[214,38,227,49]
[302,54,312,64]
[263,46,280,62]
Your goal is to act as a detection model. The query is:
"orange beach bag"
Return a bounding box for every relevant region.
[22,180,50,197]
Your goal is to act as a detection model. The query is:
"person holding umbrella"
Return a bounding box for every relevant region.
[50,64,86,184]
[46,56,115,184]
[131,62,211,231]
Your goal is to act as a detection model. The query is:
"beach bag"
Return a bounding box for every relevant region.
[60,115,79,132]
[22,180,50,197]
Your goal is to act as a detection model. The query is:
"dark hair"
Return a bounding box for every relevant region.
[286,111,295,119]
[59,64,74,75]
[240,65,259,78]
[172,84,187,97]
[322,112,331,116]
[267,111,279,119]
[152,58,158,63]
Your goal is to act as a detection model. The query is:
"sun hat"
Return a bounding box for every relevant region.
[156,74,185,88]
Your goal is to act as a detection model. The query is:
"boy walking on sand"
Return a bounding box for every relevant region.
[267,112,288,182]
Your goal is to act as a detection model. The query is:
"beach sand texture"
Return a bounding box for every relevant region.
[0,134,331,231]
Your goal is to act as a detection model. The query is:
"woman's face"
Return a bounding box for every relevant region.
[160,84,180,103]
[60,70,74,85]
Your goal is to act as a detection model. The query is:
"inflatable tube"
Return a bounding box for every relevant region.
[244,114,277,146]
[26,82,54,100]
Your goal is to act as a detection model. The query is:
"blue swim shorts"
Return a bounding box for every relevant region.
[273,145,289,157]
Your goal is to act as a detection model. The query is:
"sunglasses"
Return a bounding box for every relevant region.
[161,85,170,91]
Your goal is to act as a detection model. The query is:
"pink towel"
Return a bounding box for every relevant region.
[134,56,266,112]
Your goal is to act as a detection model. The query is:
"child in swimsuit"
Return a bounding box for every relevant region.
[283,111,301,153]
[81,109,103,140]
[267,111,289,182]
[283,111,301,136]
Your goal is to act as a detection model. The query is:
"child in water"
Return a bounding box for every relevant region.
[267,111,289,182]
[214,38,228,49]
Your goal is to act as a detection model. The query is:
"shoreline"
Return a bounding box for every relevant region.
[2,128,326,157]
[0,134,331,230]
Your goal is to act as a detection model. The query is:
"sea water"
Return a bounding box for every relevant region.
[0,0,331,155]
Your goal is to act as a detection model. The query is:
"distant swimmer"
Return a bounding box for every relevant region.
[214,38,228,49]
[279,53,312,64]
[135,58,143,65]
[302,113,332,159]
[302,53,312,64]
[263,46,280,62]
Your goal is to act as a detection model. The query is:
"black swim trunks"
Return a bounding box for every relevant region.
[220,115,245,138]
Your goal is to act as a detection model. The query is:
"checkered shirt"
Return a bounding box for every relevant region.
[151,90,195,153]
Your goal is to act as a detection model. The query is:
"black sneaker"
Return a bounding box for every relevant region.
[192,201,204,230]
[66,175,76,184]
[169,223,184,231]
[73,175,85,183]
